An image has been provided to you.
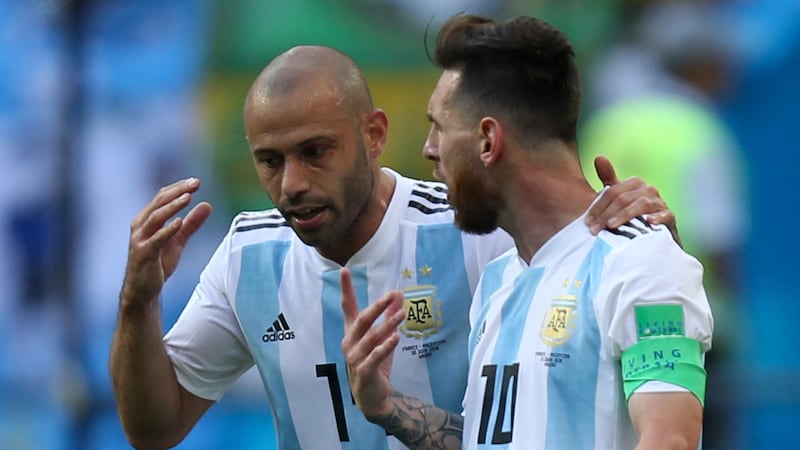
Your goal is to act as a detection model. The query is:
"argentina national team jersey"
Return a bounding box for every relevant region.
[163,168,513,450]
[462,195,713,450]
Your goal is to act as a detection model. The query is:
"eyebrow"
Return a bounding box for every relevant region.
[251,135,337,155]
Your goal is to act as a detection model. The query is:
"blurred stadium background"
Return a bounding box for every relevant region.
[1,0,798,449]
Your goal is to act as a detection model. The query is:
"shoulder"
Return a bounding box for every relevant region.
[232,209,287,231]
[406,179,451,214]
[394,173,455,225]
[597,217,703,283]
[226,209,296,249]
[597,216,668,248]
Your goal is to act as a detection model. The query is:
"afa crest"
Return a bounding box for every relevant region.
[399,285,442,339]
[540,295,578,346]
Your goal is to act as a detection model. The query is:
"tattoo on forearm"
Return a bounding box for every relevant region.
[371,392,463,450]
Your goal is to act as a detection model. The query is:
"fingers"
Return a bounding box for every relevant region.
[341,269,405,367]
[144,216,185,254]
[341,268,358,330]
[130,178,206,254]
[343,289,404,350]
[145,201,212,265]
[355,331,399,382]
[177,201,213,242]
[132,178,201,236]
[645,209,675,226]
[341,268,404,334]
[134,177,201,223]
[586,177,666,235]
[646,210,682,247]
[339,272,404,417]
[593,155,619,186]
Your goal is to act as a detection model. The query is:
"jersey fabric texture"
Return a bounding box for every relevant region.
[462,194,713,450]
[163,168,513,450]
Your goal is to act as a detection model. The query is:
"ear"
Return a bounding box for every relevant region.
[364,108,389,158]
[478,117,503,167]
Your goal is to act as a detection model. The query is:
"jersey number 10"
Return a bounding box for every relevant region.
[478,363,519,444]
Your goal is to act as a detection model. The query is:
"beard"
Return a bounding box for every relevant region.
[278,140,375,249]
[449,165,502,235]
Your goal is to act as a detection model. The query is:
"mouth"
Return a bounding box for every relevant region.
[432,164,445,182]
[286,206,327,230]
[290,206,324,219]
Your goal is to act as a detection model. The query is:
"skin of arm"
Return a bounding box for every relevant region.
[370,391,463,450]
[109,178,215,449]
[628,391,703,450]
[340,268,463,450]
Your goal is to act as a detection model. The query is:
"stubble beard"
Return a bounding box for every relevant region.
[295,143,375,250]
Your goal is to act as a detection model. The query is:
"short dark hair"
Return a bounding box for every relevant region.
[432,14,581,145]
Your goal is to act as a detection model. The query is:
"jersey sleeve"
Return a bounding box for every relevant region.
[163,231,254,401]
[598,230,714,358]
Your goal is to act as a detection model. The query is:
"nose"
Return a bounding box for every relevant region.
[423,126,439,162]
[281,158,311,199]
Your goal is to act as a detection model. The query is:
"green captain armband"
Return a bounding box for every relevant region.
[621,336,707,405]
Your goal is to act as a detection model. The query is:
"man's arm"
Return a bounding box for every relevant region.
[369,391,463,450]
[340,268,463,450]
[586,155,682,245]
[109,178,214,449]
[110,300,213,448]
[628,392,703,450]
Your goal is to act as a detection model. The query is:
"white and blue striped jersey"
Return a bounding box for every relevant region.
[163,168,513,450]
[462,196,713,450]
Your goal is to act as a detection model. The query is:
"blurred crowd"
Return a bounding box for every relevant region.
[1,0,798,449]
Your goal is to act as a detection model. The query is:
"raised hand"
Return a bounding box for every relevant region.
[340,268,405,420]
[586,155,680,244]
[121,177,212,308]
[340,269,464,449]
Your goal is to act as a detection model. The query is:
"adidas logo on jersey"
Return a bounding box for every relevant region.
[262,313,296,342]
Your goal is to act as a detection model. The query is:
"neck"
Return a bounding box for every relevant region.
[318,168,396,265]
[496,150,596,264]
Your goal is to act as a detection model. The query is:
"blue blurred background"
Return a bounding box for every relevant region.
[0,0,797,449]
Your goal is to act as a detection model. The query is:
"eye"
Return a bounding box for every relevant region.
[256,152,282,169]
[301,143,333,162]
[304,146,324,159]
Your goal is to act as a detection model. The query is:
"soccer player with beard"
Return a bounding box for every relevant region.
[341,14,712,450]
[110,45,678,449]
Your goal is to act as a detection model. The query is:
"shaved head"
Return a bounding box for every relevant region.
[241,45,391,265]
[245,45,374,119]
